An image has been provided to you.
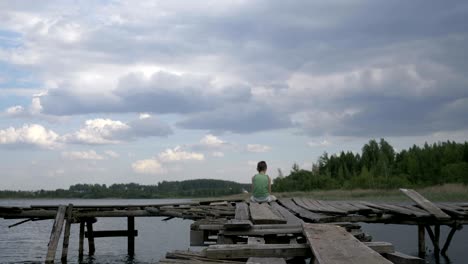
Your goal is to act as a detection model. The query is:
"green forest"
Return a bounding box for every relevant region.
[0,179,250,199]
[273,139,468,192]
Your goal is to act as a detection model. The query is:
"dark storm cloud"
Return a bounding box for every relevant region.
[177,103,291,134]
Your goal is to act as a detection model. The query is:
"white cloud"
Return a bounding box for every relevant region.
[5,105,25,115]
[212,151,224,157]
[62,150,105,160]
[247,144,271,153]
[63,118,130,144]
[139,113,151,120]
[105,150,120,158]
[307,140,331,147]
[0,124,60,149]
[200,134,225,147]
[132,159,166,174]
[158,146,205,162]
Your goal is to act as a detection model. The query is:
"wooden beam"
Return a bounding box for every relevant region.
[206,244,310,259]
[61,204,73,262]
[441,225,459,255]
[400,189,451,220]
[84,230,138,238]
[302,223,392,264]
[424,225,440,253]
[249,203,286,224]
[45,205,67,263]
[224,219,252,230]
[363,242,395,254]
[128,216,135,256]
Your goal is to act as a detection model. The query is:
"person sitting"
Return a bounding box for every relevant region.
[250,161,276,203]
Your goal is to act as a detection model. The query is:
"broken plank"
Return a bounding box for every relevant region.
[206,244,310,259]
[400,189,450,220]
[235,202,250,220]
[302,223,392,264]
[45,205,67,263]
[247,257,286,264]
[364,242,395,254]
[383,252,425,264]
[249,203,286,224]
[270,202,303,224]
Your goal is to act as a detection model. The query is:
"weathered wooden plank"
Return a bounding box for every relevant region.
[61,204,73,262]
[303,223,392,264]
[278,198,334,222]
[363,242,395,254]
[86,219,95,255]
[249,203,286,224]
[235,202,250,220]
[206,244,310,259]
[247,257,287,264]
[400,189,451,220]
[224,219,253,230]
[45,205,67,263]
[436,203,467,217]
[348,201,382,213]
[78,221,85,259]
[383,252,425,264]
[222,228,302,236]
[360,201,427,217]
[270,202,303,224]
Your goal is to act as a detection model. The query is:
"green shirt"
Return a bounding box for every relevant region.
[252,173,269,199]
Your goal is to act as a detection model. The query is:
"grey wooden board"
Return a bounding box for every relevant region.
[383,252,425,264]
[303,223,392,264]
[327,201,361,213]
[400,189,451,220]
[222,227,302,236]
[270,202,303,224]
[436,203,467,216]
[45,205,67,263]
[249,203,286,224]
[294,198,346,215]
[315,200,348,214]
[224,219,253,230]
[235,202,250,220]
[247,257,286,264]
[278,198,333,222]
[206,244,310,259]
[349,201,382,213]
[61,204,73,261]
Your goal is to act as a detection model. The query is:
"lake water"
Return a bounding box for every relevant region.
[1,199,467,263]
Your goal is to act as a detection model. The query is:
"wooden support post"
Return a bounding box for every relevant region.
[79,221,84,260]
[441,225,458,255]
[434,225,440,255]
[86,219,95,255]
[418,224,425,257]
[61,204,73,262]
[128,216,135,256]
[45,205,67,263]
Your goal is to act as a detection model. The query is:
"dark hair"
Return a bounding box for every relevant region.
[257,161,267,172]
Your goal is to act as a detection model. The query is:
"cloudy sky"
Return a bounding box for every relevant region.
[1,1,467,190]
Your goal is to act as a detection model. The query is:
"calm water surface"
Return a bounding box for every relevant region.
[1,199,467,263]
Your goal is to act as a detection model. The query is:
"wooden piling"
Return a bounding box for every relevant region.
[434,225,440,255]
[45,205,67,263]
[78,221,84,259]
[86,219,95,255]
[128,216,135,256]
[60,204,73,262]
[418,225,425,257]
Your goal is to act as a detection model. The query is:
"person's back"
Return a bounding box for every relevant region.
[250,161,276,203]
[252,173,269,199]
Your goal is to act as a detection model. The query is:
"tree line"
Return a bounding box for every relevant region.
[0,179,250,199]
[273,139,468,192]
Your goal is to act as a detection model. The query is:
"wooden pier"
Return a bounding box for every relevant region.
[1,189,467,263]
